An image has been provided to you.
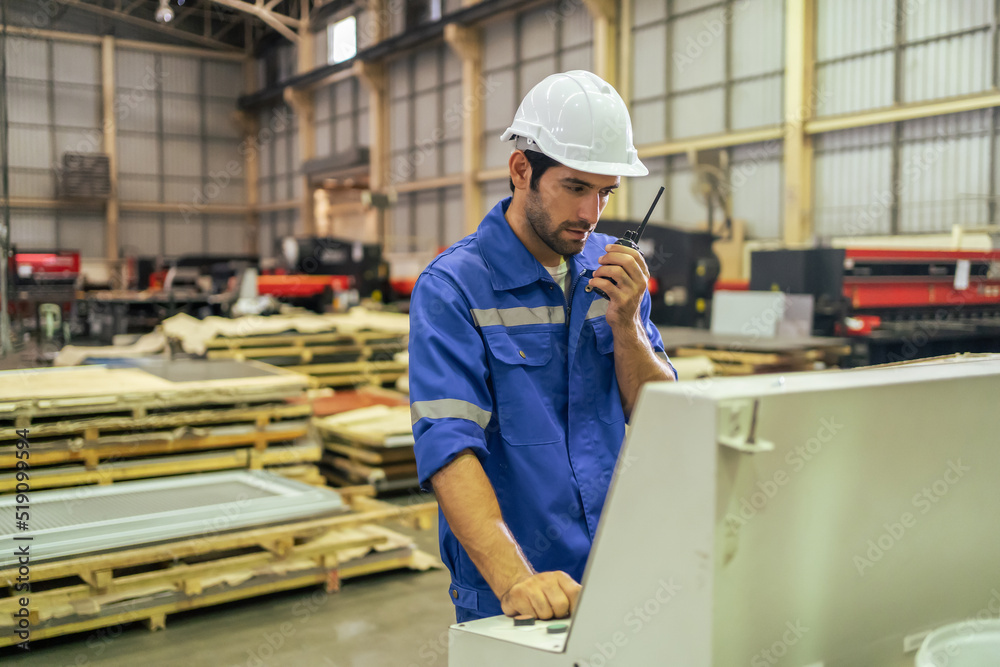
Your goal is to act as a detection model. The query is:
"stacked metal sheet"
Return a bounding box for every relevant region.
[0,359,323,491]
[0,471,439,647]
[162,310,409,389]
[313,405,418,493]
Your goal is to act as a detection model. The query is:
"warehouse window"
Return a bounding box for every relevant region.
[327,16,357,65]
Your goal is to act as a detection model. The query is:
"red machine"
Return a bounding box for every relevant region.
[256,273,354,298]
[749,247,1000,364]
[841,248,1000,310]
[13,251,81,283]
[7,250,81,355]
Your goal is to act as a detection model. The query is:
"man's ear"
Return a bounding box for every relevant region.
[509,150,531,190]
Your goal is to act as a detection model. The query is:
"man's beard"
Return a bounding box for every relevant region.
[524,187,590,257]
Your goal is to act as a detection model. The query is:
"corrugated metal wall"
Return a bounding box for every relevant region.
[6,37,105,255]
[116,49,246,257]
[258,209,300,259]
[814,124,895,237]
[256,102,300,258]
[628,0,785,239]
[392,186,464,253]
[481,4,593,172]
[630,0,785,146]
[4,35,245,258]
[314,76,369,158]
[813,0,998,237]
[637,144,785,239]
[816,0,995,116]
[388,43,462,185]
[384,40,464,253]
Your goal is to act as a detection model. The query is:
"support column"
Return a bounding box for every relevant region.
[285,88,316,235]
[101,35,120,263]
[287,10,316,236]
[356,61,390,246]
[585,0,629,219]
[783,0,815,245]
[445,24,483,235]
[583,0,618,87]
[237,108,260,255]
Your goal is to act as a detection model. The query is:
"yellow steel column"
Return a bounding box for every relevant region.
[783,0,816,245]
[287,5,316,236]
[101,36,120,264]
[356,61,390,245]
[585,0,631,220]
[445,23,484,235]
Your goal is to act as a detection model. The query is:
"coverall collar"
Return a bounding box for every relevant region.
[480,196,598,292]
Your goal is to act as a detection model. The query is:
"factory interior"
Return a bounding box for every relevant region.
[0,0,998,665]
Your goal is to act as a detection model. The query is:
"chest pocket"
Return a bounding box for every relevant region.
[590,318,624,425]
[483,329,563,446]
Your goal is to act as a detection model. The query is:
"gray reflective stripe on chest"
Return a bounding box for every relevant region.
[411,399,492,428]
[585,298,609,320]
[470,306,565,327]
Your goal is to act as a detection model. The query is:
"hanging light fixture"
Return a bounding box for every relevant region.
[155,0,174,23]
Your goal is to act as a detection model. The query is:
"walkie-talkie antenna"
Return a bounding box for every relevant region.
[634,186,665,241]
[623,186,665,245]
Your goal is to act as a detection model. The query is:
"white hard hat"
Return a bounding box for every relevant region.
[500,70,647,177]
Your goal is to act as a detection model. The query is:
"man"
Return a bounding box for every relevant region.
[409,70,676,623]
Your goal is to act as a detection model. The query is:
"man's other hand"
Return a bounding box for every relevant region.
[500,571,581,619]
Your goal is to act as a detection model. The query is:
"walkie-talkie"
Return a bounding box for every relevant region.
[586,186,665,300]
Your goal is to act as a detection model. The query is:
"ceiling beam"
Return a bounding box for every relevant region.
[55,0,242,51]
[209,0,302,43]
[213,15,244,42]
[122,0,145,15]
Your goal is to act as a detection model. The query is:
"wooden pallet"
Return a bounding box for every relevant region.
[0,442,322,492]
[313,406,418,492]
[206,342,404,364]
[325,454,418,485]
[0,402,312,445]
[0,421,311,470]
[313,405,414,448]
[323,439,417,466]
[672,345,851,376]
[204,330,406,350]
[0,363,310,424]
[0,497,438,647]
[163,310,410,356]
[290,360,407,388]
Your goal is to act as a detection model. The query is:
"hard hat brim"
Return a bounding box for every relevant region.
[552,154,649,178]
[501,129,649,178]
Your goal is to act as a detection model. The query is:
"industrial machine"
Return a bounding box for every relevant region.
[277,236,390,299]
[751,248,1000,364]
[595,220,719,327]
[449,356,1000,666]
[7,249,79,355]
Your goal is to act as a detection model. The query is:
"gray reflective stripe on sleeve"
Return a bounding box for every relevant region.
[470,306,565,327]
[411,399,492,428]
[586,298,609,320]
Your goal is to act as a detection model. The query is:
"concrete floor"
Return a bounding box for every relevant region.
[1,511,457,667]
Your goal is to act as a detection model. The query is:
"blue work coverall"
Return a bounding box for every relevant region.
[409,197,674,621]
